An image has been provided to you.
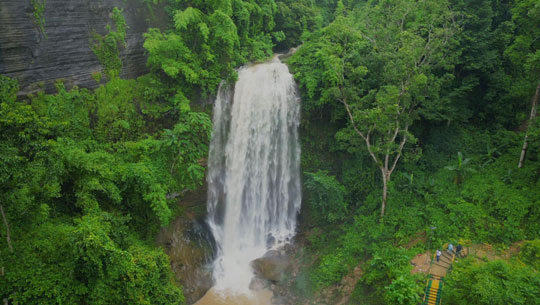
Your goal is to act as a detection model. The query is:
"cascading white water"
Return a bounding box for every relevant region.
[206,56,301,295]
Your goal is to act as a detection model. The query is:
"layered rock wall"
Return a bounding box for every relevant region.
[0,0,166,95]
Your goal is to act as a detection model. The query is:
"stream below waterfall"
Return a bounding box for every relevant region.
[194,288,272,305]
[198,56,301,303]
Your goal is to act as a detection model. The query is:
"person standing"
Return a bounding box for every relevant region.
[436,249,442,262]
[447,243,454,254]
[456,244,463,257]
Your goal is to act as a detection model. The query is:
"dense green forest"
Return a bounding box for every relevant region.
[1,0,540,304]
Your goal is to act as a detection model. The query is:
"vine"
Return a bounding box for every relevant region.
[30,0,47,39]
[90,7,128,79]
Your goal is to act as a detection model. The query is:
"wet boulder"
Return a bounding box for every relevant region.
[251,249,291,282]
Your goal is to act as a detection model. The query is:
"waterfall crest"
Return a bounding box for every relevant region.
[206,57,301,294]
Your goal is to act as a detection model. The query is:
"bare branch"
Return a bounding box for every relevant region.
[339,97,366,140]
[340,98,380,166]
[365,133,380,165]
[390,124,401,144]
[389,121,410,175]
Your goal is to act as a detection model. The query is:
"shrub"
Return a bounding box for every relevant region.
[304,170,347,223]
[519,239,540,270]
[445,259,540,305]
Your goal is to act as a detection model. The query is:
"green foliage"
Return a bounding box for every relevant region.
[273,0,323,51]
[291,0,458,216]
[0,215,184,305]
[383,274,423,305]
[506,0,540,161]
[304,170,347,223]
[0,73,212,303]
[445,259,540,305]
[30,0,47,39]
[441,0,513,126]
[291,0,458,126]
[91,7,127,79]
[295,121,540,301]
[143,0,284,98]
[313,251,350,287]
[427,150,540,244]
[362,247,413,287]
[92,78,145,142]
[161,112,212,191]
[0,75,18,103]
[92,71,103,84]
[506,0,540,76]
[361,247,423,305]
[444,152,475,184]
[519,239,540,270]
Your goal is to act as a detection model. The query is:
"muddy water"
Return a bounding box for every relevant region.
[194,288,273,305]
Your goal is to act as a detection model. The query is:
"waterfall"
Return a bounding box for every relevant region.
[206,57,301,294]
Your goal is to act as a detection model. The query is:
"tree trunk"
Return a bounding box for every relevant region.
[381,170,388,218]
[1,205,12,305]
[1,267,5,305]
[0,267,5,305]
[0,205,13,253]
[519,81,540,168]
[1,266,4,305]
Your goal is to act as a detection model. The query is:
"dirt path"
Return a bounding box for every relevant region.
[411,241,525,277]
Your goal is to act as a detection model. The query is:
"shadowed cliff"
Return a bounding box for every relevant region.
[0,0,166,95]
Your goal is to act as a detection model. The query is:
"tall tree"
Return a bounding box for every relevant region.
[291,0,457,217]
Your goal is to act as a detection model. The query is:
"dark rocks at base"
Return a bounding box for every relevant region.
[264,239,310,305]
[249,276,270,291]
[250,245,299,305]
[251,247,293,283]
[0,0,167,95]
[156,207,216,305]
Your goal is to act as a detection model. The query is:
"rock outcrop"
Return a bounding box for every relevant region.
[156,187,216,305]
[0,0,166,95]
[157,215,215,304]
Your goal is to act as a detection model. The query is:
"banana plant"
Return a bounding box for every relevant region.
[481,142,500,168]
[445,152,475,185]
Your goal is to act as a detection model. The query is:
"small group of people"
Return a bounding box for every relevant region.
[435,243,463,262]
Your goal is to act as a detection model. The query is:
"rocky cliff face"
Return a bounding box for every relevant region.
[0,0,166,95]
